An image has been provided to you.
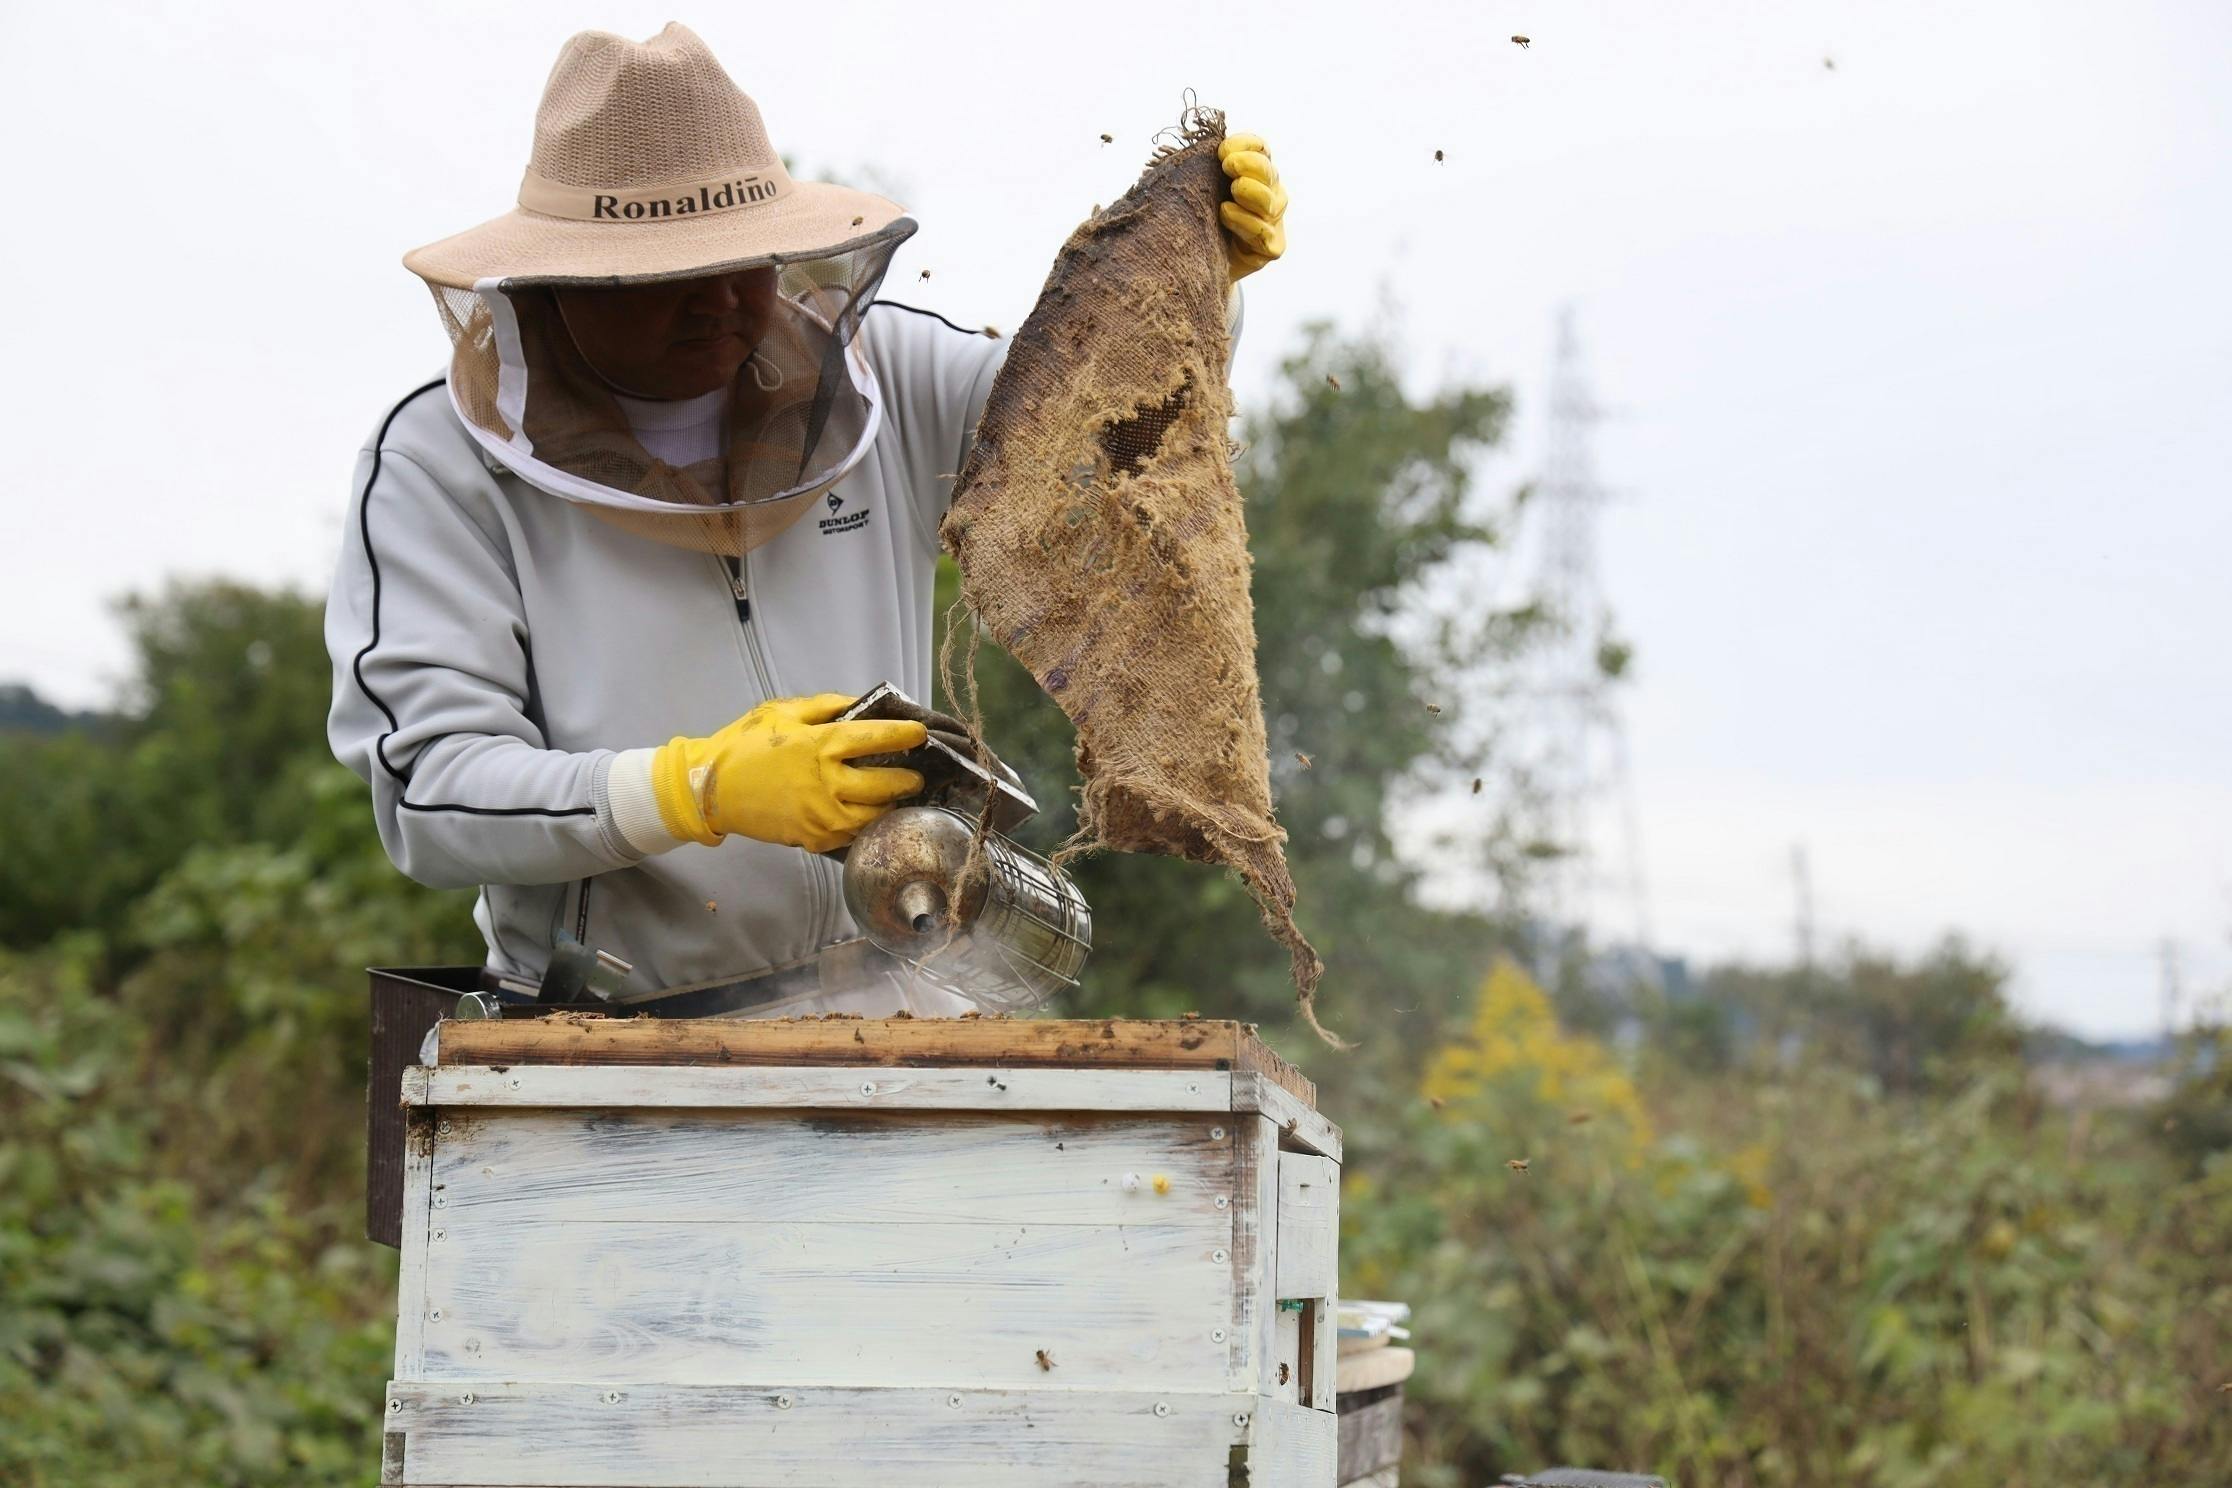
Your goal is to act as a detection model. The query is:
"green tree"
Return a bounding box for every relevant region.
[2154,1010,2232,1172]
[113,582,339,846]
[0,732,121,945]
[0,584,353,954]
[1676,938,2021,1094]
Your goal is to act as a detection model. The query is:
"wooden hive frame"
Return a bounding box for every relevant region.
[382,1017,1342,1488]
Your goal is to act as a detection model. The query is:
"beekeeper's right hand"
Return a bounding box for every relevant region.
[650,695,927,853]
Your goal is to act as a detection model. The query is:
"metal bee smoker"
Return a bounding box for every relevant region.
[835,683,1092,1012]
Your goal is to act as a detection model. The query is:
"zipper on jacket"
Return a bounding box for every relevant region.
[709,551,835,950]
[723,555,750,622]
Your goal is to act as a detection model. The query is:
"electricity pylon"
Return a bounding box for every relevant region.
[1527,308,1653,953]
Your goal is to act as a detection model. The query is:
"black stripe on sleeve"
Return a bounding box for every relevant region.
[396,801,594,818]
[349,378,594,822]
[351,378,446,784]
[868,299,990,339]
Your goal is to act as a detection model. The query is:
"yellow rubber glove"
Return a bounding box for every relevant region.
[1218,132,1288,283]
[650,694,928,854]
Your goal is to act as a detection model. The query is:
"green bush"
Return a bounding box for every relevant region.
[0,940,391,1487]
[1342,960,2232,1487]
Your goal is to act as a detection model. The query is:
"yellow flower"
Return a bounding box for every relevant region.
[1726,1141,1774,1209]
[1421,958,1655,1160]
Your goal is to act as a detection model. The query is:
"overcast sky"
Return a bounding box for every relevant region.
[5,0,2225,1038]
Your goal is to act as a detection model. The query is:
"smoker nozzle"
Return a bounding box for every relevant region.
[840,806,1092,1013]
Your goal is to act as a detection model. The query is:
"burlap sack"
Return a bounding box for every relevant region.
[940,115,1335,1044]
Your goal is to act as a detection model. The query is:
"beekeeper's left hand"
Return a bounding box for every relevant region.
[1218,132,1287,283]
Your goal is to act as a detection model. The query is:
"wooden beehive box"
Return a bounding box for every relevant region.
[381,1016,1342,1487]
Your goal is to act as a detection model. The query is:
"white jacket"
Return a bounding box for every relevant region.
[326,301,1007,1014]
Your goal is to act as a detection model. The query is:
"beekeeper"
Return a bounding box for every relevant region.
[326,24,1287,1016]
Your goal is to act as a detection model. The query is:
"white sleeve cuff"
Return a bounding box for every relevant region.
[604,747,686,856]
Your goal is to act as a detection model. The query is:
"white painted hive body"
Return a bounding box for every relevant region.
[383,1018,1342,1487]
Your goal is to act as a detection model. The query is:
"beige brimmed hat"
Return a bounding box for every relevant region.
[405,22,912,288]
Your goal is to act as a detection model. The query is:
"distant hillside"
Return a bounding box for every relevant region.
[2024,1025,2174,1065]
[0,682,109,735]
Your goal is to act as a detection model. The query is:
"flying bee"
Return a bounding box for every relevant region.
[1426,701,1444,715]
[1327,374,1341,391]
[1434,149,1444,162]
[1511,34,1531,49]
[1100,132,1113,144]
[1506,1157,1530,1173]
[1295,751,1313,768]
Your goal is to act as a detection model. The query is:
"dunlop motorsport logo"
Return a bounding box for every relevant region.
[592,176,779,220]
[818,489,869,535]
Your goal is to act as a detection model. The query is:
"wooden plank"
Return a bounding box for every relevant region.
[1244,1396,1340,1484]
[413,1064,1232,1114]
[419,1109,1237,1390]
[1237,1073,1343,1163]
[1275,1154,1340,1301]
[384,1381,1244,1487]
[392,1109,435,1378]
[433,1109,1234,1227]
[437,1015,1315,1107]
[1311,1296,1339,1411]
[1333,1382,1398,1416]
[1334,1347,1414,1395]
[1229,1112,1282,1397]
[1273,1304,1303,1406]
[1273,1149,1340,1411]
[422,1217,1229,1389]
[1335,1391,1403,1481]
